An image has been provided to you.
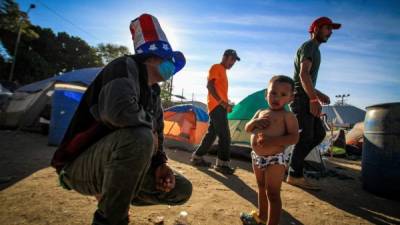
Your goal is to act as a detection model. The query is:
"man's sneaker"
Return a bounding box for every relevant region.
[286,176,321,190]
[214,165,236,175]
[190,157,211,167]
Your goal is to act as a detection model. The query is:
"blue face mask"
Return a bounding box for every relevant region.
[158,60,175,81]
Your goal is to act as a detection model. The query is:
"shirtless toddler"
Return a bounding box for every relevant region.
[240,75,299,225]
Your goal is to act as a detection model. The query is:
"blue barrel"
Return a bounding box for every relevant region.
[362,102,400,199]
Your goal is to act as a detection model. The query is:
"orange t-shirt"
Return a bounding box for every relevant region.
[207,64,228,113]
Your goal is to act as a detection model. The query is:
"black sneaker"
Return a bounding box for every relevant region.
[190,157,211,167]
[214,165,236,175]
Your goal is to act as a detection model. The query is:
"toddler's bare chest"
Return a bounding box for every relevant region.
[259,112,286,136]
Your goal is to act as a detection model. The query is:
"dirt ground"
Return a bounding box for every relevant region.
[0,130,399,225]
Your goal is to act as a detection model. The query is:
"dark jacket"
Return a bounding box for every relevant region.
[51,55,167,173]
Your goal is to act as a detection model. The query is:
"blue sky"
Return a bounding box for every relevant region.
[16,0,400,109]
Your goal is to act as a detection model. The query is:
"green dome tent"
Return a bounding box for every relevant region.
[228,89,269,145]
[228,89,269,120]
[228,88,289,145]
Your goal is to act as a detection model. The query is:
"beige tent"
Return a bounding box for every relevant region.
[346,122,364,149]
[0,82,53,131]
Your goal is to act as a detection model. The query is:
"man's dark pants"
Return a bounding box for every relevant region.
[288,94,326,178]
[193,105,231,161]
[60,127,192,225]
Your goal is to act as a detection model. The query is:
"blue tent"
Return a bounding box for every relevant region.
[163,103,209,149]
[47,68,102,145]
[165,104,209,122]
[17,67,102,93]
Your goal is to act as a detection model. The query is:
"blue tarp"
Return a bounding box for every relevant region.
[165,104,209,122]
[17,67,102,93]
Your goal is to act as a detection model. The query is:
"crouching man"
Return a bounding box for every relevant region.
[51,14,192,225]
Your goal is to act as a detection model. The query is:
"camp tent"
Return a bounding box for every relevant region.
[346,122,364,148]
[48,68,102,145]
[163,104,209,151]
[0,68,101,141]
[0,82,53,130]
[228,89,326,171]
[228,89,269,145]
[180,101,207,113]
[284,141,329,172]
[322,105,366,128]
[343,122,364,156]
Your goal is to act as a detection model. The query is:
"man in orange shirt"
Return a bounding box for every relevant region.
[190,49,240,175]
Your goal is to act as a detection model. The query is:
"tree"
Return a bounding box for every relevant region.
[0,0,38,81]
[159,79,174,108]
[96,43,131,64]
[0,0,38,39]
[0,0,103,84]
[0,24,104,84]
[53,31,102,72]
[0,0,133,85]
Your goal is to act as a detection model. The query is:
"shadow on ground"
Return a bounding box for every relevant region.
[166,148,304,225]
[2,129,399,225]
[303,159,400,225]
[0,130,55,190]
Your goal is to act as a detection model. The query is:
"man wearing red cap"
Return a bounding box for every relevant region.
[51,14,192,225]
[287,17,341,189]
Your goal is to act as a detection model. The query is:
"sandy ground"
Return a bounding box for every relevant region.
[0,130,399,225]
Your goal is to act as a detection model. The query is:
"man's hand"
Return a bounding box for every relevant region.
[220,100,232,112]
[227,103,233,113]
[309,101,322,117]
[155,164,175,192]
[317,92,330,105]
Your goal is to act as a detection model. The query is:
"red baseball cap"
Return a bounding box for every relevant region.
[309,17,341,33]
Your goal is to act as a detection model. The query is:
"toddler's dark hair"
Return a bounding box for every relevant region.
[265,75,295,95]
